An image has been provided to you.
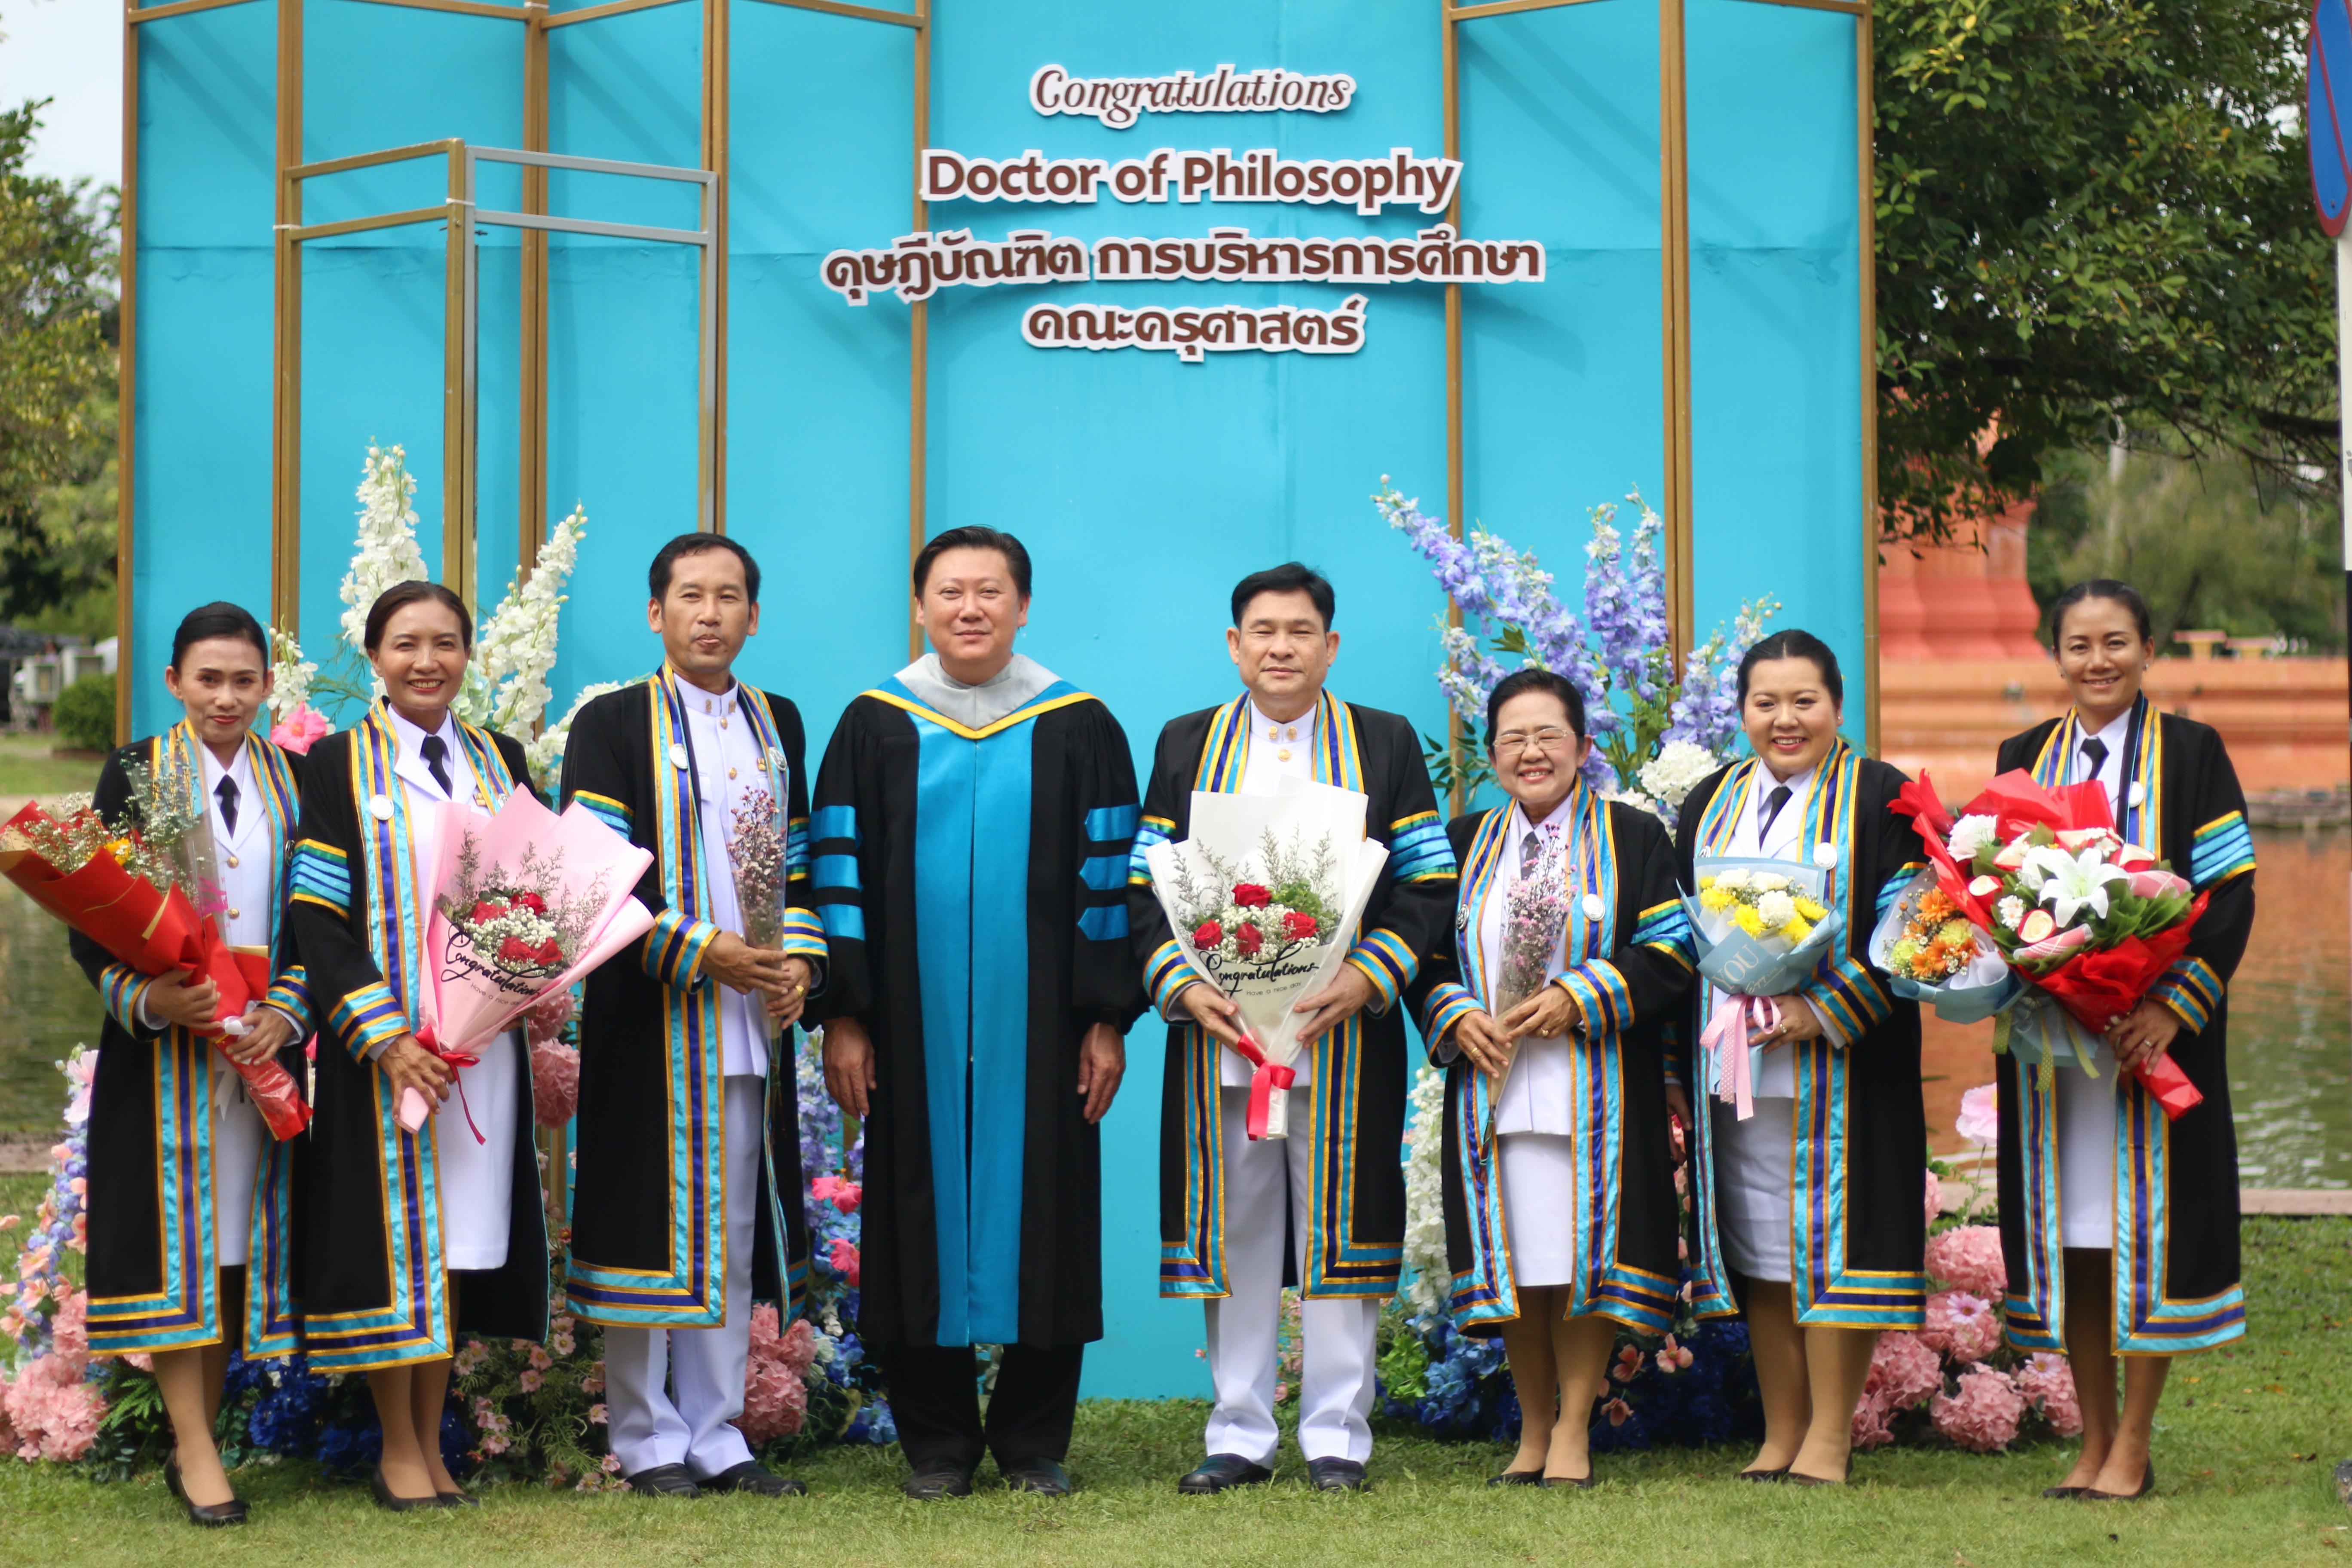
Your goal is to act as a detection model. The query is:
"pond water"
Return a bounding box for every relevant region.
[3,831,2347,1182]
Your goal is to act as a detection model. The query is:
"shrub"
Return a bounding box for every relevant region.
[50,673,114,752]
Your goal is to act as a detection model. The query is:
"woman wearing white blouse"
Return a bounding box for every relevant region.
[1406,669,1695,1487]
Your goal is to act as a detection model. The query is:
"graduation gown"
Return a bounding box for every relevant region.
[71,722,312,1357]
[557,669,824,1327]
[1993,697,2254,1354]
[1674,740,1929,1330]
[805,676,1143,1348]
[1132,691,1457,1302]
[1404,787,1695,1334]
[287,706,548,1372]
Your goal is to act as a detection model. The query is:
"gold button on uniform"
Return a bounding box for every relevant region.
[225,855,239,869]
[1277,749,1291,762]
[728,767,737,779]
[228,908,241,919]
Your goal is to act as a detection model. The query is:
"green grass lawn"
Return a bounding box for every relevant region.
[0,732,105,800]
[1,1173,2346,1567]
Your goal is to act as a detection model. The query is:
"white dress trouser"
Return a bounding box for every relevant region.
[1201,1088,1382,1466]
[210,1076,266,1269]
[2054,1041,2119,1249]
[604,1075,763,1479]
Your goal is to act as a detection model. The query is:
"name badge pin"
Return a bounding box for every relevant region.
[1582,894,1606,922]
[368,794,395,821]
[2128,782,2146,808]
[670,743,690,770]
[1812,841,1838,869]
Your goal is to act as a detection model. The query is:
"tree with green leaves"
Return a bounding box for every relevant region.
[1874,0,2337,545]
[0,98,117,623]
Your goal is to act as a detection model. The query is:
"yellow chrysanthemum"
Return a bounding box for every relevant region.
[1783,915,1813,945]
[1733,906,1766,938]
[1793,896,1828,922]
[1700,888,1733,912]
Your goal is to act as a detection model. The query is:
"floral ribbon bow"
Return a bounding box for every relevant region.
[401,1024,487,1145]
[1698,992,1780,1122]
[1225,1031,1295,1141]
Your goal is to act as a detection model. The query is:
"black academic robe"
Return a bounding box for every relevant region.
[805,675,1143,1348]
[286,706,548,1372]
[1674,741,1929,1330]
[1992,698,2253,1354]
[1131,691,1457,1302]
[558,670,822,1327]
[71,722,311,1358]
[1403,791,1695,1335]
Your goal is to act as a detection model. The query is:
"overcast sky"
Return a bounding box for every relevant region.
[1,0,122,187]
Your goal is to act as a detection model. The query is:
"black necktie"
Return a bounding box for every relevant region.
[1758,784,1792,836]
[420,734,453,798]
[2080,738,2109,783]
[1519,830,1544,877]
[215,776,239,836]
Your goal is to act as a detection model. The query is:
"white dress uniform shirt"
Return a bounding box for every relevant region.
[1476,794,1577,1135]
[178,738,275,1266]
[1220,698,1322,1089]
[384,705,518,1271]
[677,680,776,1080]
[2052,707,2133,1247]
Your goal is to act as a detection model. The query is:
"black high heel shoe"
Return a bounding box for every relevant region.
[371,1464,442,1513]
[165,1457,249,1528]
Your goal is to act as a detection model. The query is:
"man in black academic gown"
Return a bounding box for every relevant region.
[559,534,824,1498]
[809,526,1143,1500]
[1129,564,1457,1494]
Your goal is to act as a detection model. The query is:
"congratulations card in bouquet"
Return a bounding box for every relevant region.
[1142,779,1388,1138]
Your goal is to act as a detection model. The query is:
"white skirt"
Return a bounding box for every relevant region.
[2054,1042,2119,1250]
[210,1073,265,1269]
[433,1031,521,1271]
[1499,1132,1577,1288]
[1712,1098,1795,1283]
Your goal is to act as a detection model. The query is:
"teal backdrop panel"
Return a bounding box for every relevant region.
[1686,0,1865,729]
[128,2,278,738]
[128,0,1865,1402]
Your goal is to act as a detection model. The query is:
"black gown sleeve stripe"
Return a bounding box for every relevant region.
[805,699,872,1021]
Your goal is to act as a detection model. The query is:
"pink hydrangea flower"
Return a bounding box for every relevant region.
[1849,1387,1896,1450]
[270,704,332,755]
[735,1304,813,1443]
[2013,1352,2083,1437]
[1921,1290,2002,1364]
[1865,1330,1945,1414]
[1930,1363,2027,1452]
[1926,1225,2007,1298]
[1956,1083,1999,1146]
[525,990,576,1047]
[3,1352,105,1460]
[1923,1170,1944,1228]
[531,1041,581,1130]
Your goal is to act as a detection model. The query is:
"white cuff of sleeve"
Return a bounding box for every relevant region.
[1802,996,1848,1049]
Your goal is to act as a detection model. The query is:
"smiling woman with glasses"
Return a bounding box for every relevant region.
[1403,666,1696,1488]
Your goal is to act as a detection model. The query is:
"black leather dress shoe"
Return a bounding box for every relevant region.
[698,1461,807,1497]
[1178,1453,1274,1494]
[370,1464,442,1512]
[1001,1458,1072,1496]
[1488,1469,1544,1486]
[625,1463,703,1498]
[166,1458,248,1527]
[1306,1458,1366,1492]
[903,1461,977,1500]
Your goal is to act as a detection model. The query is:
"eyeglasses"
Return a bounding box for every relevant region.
[1493,727,1574,758]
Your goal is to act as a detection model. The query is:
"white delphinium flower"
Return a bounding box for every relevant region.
[1947,814,2001,862]
[464,505,588,734]
[268,629,316,719]
[337,444,429,658]
[1637,739,1718,814]
[1995,894,2027,930]
[525,680,624,795]
[1398,1063,1450,1320]
[1755,888,1797,931]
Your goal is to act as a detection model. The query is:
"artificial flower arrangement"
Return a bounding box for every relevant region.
[1891,771,2203,1118]
[0,770,309,1139]
[1679,858,1842,1120]
[1378,477,1773,817]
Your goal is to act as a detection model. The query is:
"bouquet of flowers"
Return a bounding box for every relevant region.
[1142,779,1388,1139]
[406,790,657,1136]
[1890,771,2204,1119]
[1492,827,1570,1024]
[1680,858,1841,1120]
[1866,874,2020,1024]
[0,773,310,1139]
[726,787,791,1049]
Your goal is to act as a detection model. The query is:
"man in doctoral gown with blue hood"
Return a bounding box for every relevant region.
[808,526,1144,1500]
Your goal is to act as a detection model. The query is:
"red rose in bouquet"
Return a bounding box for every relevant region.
[1234,922,1264,957]
[1232,884,1271,908]
[1192,919,1225,948]
[1281,910,1320,941]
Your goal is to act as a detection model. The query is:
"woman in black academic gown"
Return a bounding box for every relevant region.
[288,582,547,1509]
[1673,630,1926,1486]
[1405,668,1694,1488]
[72,602,311,1526]
[1993,579,2254,1502]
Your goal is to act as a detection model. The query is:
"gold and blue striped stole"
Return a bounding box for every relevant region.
[2028,695,2162,850]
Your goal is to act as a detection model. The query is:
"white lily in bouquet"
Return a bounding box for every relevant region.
[1143,780,1388,1139]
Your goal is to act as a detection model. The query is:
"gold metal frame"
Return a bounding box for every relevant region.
[1439,0,1877,751]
